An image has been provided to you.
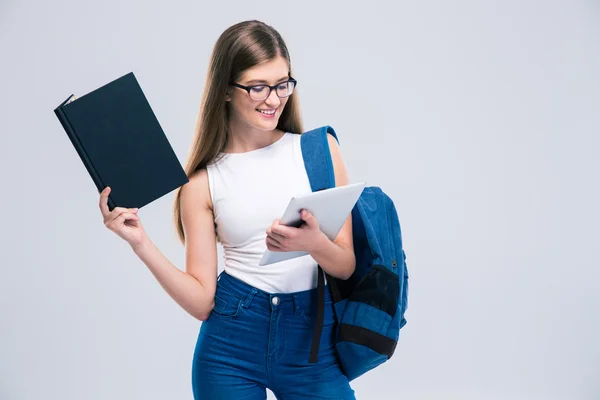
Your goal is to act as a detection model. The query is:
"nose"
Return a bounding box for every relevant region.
[263,87,281,108]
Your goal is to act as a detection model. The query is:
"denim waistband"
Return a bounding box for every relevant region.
[216,271,332,311]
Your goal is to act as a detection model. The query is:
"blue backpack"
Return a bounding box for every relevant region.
[300,125,409,381]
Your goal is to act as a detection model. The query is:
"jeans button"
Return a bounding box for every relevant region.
[272,296,280,306]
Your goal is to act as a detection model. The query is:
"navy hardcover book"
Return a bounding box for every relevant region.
[54,72,189,211]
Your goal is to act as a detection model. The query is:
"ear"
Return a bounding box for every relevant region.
[225,87,231,102]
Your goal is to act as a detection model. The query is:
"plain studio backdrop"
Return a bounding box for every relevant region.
[1,1,599,399]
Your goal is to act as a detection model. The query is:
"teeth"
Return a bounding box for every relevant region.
[257,109,275,115]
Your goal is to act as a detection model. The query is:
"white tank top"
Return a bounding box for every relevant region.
[206,132,321,293]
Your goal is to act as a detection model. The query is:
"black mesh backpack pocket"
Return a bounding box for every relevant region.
[348,265,399,317]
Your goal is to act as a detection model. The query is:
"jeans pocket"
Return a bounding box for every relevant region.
[211,289,242,318]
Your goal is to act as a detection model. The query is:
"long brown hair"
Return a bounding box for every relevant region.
[173,20,304,244]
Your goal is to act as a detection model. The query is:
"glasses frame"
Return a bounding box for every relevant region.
[231,78,298,101]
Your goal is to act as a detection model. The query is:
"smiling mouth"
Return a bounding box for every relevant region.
[256,108,276,115]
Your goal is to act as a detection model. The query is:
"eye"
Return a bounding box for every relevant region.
[250,85,268,93]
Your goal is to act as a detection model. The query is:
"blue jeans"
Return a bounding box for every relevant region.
[192,271,356,399]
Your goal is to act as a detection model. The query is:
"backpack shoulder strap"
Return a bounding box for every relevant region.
[299,125,342,363]
[300,125,339,191]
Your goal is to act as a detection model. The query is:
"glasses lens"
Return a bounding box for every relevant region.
[249,85,269,101]
[276,81,295,98]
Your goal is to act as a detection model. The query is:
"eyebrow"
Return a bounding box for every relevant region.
[244,75,289,85]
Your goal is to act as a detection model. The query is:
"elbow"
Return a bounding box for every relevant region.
[345,253,357,279]
[339,266,355,281]
[337,256,356,281]
[195,312,210,322]
[339,242,356,280]
[194,299,215,322]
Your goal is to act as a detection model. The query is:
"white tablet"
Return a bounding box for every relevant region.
[258,181,366,266]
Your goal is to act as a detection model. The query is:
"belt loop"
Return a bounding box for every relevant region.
[243,288,257,308]
[291,294,298,313]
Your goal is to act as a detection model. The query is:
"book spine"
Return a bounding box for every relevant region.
[54,105,116,210]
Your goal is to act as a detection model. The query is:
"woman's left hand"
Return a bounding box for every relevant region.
[266,210,327,253]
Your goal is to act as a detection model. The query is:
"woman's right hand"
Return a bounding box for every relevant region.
[99,186,147,248]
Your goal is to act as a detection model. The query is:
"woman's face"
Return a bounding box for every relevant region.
[227,56,292,132]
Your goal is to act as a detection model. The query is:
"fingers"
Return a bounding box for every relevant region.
[266,235,283,251]
[99,187,111,216]
[118,212,139,223]
[300,209,319,228]
[106,212,139,230]
[270,223,295,238]
[266,227,286,241]
[266,220,285,250]
[99,187,138,222]
[104,206,137,223]
[300,209,313,221]
[265,219,282,236]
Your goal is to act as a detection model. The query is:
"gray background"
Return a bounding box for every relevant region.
[1,0,599,399]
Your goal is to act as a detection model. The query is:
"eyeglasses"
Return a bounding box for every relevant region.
[231,78,297,101]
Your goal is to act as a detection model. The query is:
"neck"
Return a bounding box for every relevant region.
[226,119,284,154]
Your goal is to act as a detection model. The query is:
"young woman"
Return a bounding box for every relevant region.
[98,20,356,399]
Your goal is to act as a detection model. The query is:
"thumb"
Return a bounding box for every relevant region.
[300,210,318,228]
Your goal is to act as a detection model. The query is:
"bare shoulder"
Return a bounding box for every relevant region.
[180,168,213,211]
[326,133,349,186]
[324,131,354,253]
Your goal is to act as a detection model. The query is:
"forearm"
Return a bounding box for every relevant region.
[130,235,214,321]
[309,233,355,280]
